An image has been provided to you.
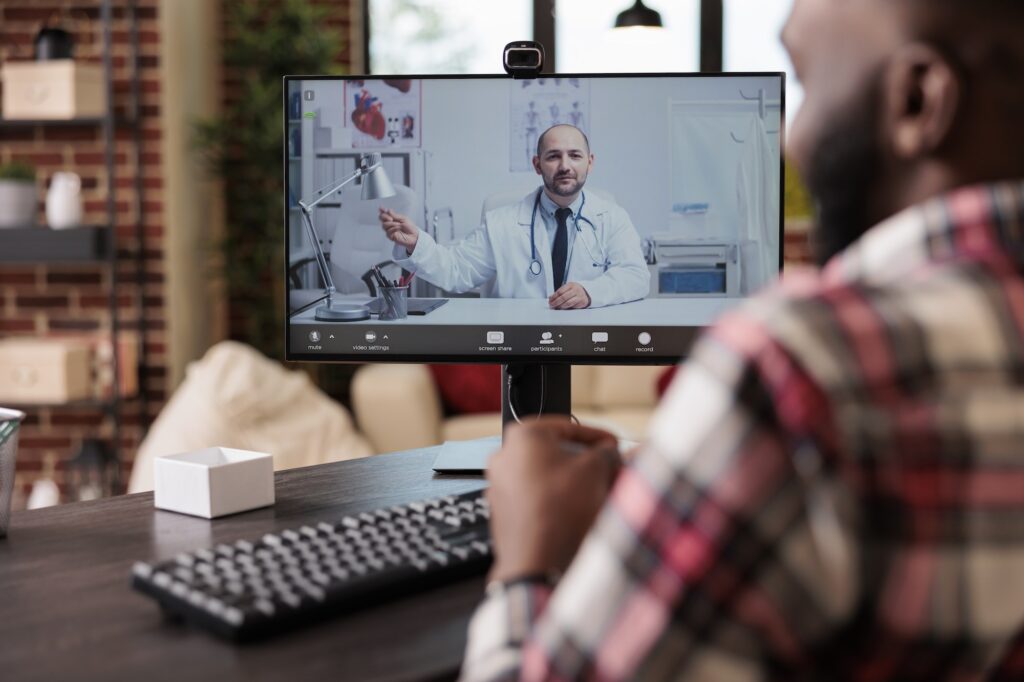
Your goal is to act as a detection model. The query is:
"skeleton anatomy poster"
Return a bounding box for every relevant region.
[344,79,422,148]
[508,78,590,172]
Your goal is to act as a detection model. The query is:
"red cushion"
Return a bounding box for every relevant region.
[656,366,679,397]
[428,364,502,414]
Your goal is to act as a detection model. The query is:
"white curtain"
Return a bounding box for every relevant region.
[736,114,781,294]
[669,102,780,294]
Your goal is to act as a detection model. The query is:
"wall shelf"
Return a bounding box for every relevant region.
[0,0,147,499]
[0,226,111,263]
[1,397,116,411]
[0,117,138,128]
[0,117,105,127]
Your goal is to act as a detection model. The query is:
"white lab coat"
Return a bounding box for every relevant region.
[394,189,650,308]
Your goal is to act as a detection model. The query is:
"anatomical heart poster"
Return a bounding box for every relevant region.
[344,79,422,148]
[508,77,590,172]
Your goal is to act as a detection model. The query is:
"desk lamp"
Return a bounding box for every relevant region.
[298,152,396,321]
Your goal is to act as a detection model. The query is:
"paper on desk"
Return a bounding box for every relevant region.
[433,435,502,472]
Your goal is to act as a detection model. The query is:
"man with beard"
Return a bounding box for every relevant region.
[460,0,1024,680]
[378,124,649,309]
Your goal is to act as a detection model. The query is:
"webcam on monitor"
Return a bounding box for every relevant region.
[503,41,544,77]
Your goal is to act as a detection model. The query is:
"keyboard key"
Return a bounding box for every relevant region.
[204,597,226,617]
[254,599,276,617]
[224,607,244,626]
[278,592,301,609]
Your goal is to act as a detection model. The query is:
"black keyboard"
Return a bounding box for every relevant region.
[131,489,491,641]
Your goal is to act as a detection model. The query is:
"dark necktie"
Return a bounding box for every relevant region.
[552,207,571,289]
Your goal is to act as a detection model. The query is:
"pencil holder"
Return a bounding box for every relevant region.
[378,285,409,320]
[0,408,26,537]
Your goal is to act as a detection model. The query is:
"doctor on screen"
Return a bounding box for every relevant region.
[377,124,650,309]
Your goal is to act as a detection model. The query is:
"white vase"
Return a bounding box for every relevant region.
[0,180,37,229]
[45,171,83,230]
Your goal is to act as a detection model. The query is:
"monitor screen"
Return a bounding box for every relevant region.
[285,73,784,364]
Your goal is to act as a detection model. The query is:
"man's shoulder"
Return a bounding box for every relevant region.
[583,189,626,217]
[712,260,989,391]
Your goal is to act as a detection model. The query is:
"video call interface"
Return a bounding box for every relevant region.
[286,74,783,362]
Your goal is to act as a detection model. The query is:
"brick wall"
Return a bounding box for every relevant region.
[0,0,164,505]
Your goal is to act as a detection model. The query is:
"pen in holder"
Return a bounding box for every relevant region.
[378,284,409,320]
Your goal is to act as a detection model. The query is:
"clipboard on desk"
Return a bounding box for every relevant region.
[366,298,448,316]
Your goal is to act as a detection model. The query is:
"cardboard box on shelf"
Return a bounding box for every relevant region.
[0,338,94,404]
[1,60,106,120]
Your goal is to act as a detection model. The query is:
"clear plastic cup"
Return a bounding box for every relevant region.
[0,408,26,538]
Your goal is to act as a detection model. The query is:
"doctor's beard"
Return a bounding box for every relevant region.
[545,171,586,198]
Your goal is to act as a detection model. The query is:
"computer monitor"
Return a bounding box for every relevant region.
[284,73,784,424]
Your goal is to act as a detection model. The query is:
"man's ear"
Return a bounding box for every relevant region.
[883,43,962,160]
[532,156,542,175]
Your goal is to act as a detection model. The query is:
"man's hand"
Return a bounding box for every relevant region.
[486,418,621,583]
[379,207,419,254]
[549,282,591,309]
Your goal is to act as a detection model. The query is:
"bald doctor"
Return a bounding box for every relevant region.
[378,124,650,309]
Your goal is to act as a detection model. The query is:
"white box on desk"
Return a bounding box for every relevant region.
[154,447,274,519]
[1,60,106,120]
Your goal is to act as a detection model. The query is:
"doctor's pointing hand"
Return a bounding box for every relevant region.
[378,124,650,310]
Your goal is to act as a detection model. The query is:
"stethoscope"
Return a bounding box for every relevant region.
[527,188,609,280]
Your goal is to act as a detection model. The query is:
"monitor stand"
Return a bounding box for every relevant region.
[431,363,571,473]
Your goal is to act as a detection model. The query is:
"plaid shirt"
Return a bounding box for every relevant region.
[461,181,1024,682]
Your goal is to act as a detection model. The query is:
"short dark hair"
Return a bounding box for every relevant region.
[536,124,591,158]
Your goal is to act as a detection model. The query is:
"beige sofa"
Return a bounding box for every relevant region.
[351,364,668,454]
[128,341,373,493]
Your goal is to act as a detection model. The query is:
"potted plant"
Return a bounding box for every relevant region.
[0,161,37,228]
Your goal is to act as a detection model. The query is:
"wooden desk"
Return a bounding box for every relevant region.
[0,448,487,682]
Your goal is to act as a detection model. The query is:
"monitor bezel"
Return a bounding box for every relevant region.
[284,71,786,366]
